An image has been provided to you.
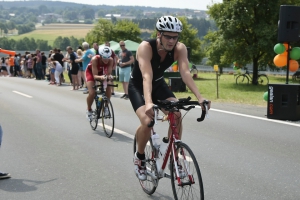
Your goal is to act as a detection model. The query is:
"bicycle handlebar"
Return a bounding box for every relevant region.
[147,97,209,127]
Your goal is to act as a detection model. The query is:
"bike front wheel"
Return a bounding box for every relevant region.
[133,135,158,195]
[90,101,100,130]
[170,142,204,200]
[257,74,269,85]
[236,74,249,84]
[101,98,114,138]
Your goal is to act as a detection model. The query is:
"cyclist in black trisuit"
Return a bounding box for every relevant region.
[128,15,211,181]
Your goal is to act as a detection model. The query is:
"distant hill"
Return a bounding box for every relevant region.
[0,1,206,12]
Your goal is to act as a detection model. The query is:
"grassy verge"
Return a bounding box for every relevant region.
[63,72,299,107]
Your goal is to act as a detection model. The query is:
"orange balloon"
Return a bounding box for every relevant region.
[273,54,287,67]
[172,64,178,72]
[283,43,289,50]
[289,59,299,72]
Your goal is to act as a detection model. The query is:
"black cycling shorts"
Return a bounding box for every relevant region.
[128,77,175,112]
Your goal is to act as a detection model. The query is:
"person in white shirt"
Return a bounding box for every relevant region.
[50,58,63,86]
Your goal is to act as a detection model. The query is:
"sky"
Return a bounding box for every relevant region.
[4,0,223,10]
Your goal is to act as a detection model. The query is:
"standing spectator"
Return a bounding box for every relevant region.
[53,48,65,83]
[24,51,30,77]
[20,55,25,77]
[0,124,11,179]
[48,50,53,58]
[105,41,117,95]
[75,42,95,94]
[32,54,37,79]
[50,58,63,86]
[26,54,33,78]
[1,57,8,77]
[8,54,14,77]
[41,52,47,79]
[76,48,84,88]
[65,46,79,90]
[117,41,134,100]
[63,51,72,85]
[92,43,99,55]
[14,53,21,77]
[35,49,43,80]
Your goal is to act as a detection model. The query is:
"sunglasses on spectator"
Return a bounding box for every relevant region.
[162,34,179,40]
[120,45,125,47]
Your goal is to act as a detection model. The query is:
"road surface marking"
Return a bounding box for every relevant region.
[210,108,300,127]
[12,91,33,98]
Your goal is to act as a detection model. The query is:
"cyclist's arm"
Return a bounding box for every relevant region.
[137,41,154,117]
[176,43,208,108]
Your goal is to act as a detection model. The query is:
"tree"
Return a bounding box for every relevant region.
[207,0,299,85]
[113,20,142,43]
[85,19,114,44]
[53,36,63,49]
[36,39,49,51]
[80,7,95,20]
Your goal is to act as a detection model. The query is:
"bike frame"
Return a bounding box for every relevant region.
[152,109,195,186]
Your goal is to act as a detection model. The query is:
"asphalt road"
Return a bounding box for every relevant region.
[0,77,300,200]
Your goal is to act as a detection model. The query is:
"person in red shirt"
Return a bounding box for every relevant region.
[85,46,113,121]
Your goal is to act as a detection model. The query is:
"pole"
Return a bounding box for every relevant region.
[216,71,219,98]
[214,65,219,99]
[286,42,290,84]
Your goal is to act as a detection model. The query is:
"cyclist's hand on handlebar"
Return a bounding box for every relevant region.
[198,97,211,110]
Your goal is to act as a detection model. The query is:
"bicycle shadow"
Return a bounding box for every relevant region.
[0,178,56,193]
[143,192,174,200]
[92,129,134,145]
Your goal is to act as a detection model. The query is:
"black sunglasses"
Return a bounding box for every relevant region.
[162,34,179,40]
[120,45,125,47]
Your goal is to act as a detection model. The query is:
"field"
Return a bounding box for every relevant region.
[9,23,94,46]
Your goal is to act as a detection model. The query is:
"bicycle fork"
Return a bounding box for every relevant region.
[172,142,195,186]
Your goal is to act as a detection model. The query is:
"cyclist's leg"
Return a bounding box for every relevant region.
[86,69,96,111]
[152,79,182,139]
[128,79,151,180]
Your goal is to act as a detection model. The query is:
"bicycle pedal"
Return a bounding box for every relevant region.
[164,173,171,179]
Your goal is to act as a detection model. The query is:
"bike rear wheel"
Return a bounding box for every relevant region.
[133,135,158,195]
[170,142,204,200]
[236,74,249,84]
[90,101,100,130]
[101,98,114,138]
[257,74,269,85]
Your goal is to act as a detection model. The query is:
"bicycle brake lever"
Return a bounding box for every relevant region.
[205,104,209,119]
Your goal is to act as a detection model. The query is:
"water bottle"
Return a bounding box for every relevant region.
[103,79,107,90]
[97,96,102,107]
[151,133,161,158]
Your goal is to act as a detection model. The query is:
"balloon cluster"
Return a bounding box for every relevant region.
[273,43,300,72]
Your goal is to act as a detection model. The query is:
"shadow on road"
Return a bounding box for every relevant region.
[0,178,56,192]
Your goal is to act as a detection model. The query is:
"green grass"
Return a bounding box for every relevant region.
[9,23,93,46]
[63,71,299,106]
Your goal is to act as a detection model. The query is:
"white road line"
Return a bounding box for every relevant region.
[98,123,134,139]
[12,91,33,98]
[210,108,300,127]
[98,106,300,141]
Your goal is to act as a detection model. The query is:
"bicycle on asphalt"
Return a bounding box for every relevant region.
[235,68,269,85]
[133,97,209,200]
[89,76,118,138]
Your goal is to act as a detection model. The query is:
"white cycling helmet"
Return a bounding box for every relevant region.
[156,16,183,33]
[99,46,112,59]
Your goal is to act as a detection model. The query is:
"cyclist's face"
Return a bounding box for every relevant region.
[102,58,109,64]
[160,32,179,51]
